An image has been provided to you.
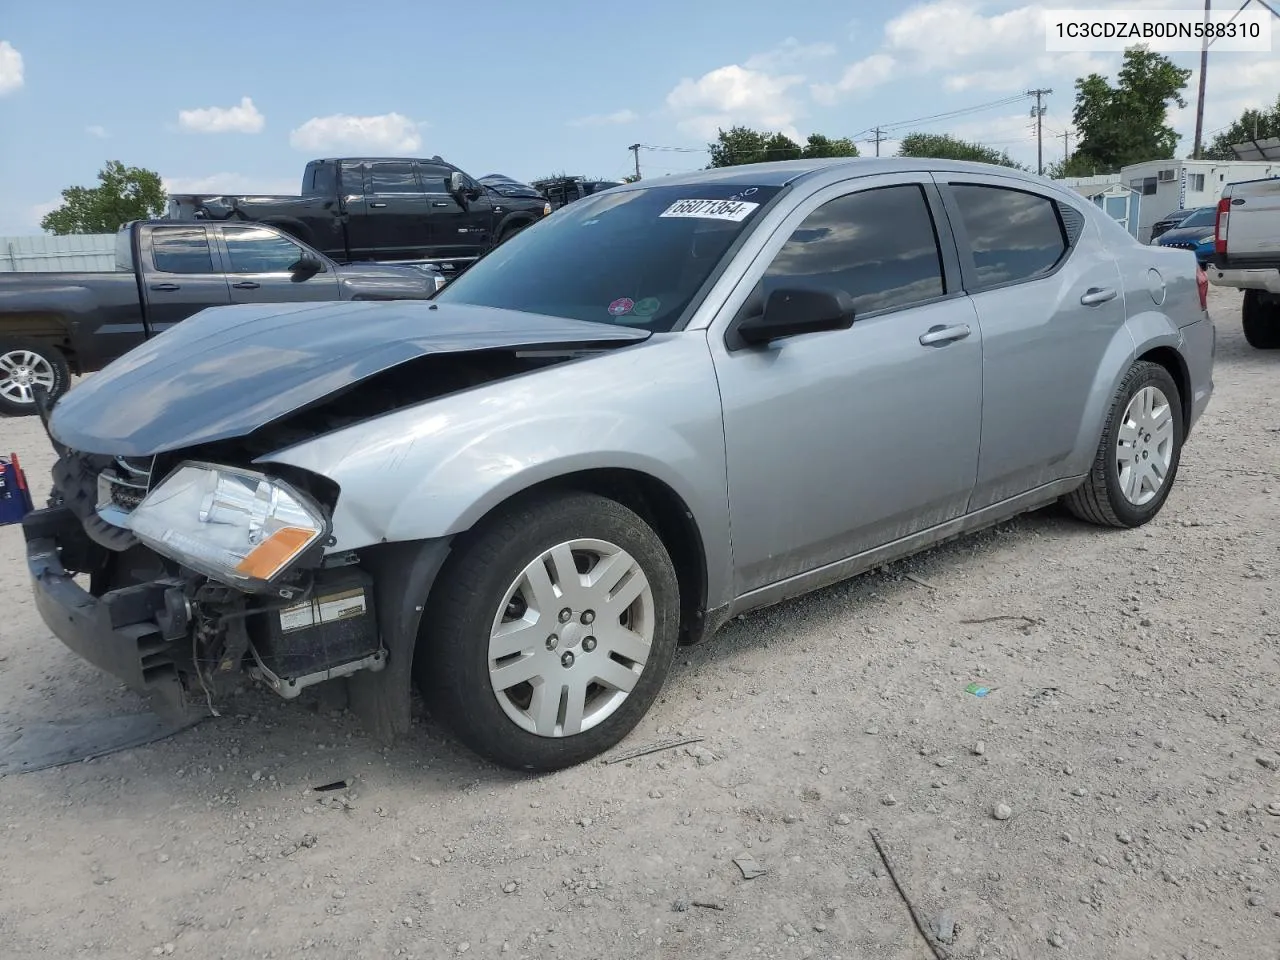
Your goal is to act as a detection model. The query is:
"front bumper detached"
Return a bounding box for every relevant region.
[23,506,192,716]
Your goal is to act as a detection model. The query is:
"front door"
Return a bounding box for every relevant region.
[217,225,340,304]
[139,224,232,340]
[417,160,495,262]
[709,176,984,595]
[932,174,1130,509]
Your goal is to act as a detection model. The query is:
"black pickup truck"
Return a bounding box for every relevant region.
[0,220,440,416]
[168,157,553,270]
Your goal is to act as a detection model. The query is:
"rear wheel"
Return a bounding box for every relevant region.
[417,491,681,771]
[1242,289,1280,349]
[1063,361,1183,528]
[0,337,70,416]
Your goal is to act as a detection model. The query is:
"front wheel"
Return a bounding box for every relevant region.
[1063,361,1184,528]
[0,337,71,416]
[417,491,681,771]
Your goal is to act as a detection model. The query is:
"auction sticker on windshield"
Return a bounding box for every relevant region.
[660,199,760,221]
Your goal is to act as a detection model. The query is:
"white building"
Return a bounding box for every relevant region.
[1058,158,1279,241]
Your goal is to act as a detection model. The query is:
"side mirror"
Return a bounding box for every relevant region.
[736,286,856,346]
[289,255,323,279]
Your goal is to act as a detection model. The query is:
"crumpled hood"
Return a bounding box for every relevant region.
[49,300,649,456]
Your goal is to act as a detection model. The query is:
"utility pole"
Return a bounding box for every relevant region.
[1057,129,1072,166]
[869,127,886,157]
[1192,0,1210,159]
[628,143,641,180]
[1026,88,1052,175]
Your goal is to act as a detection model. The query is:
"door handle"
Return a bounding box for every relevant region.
[232,281,260,290]
[431,201,449,207]
[918,323,971,346]
[149,283,180,291]
[1080,286,1117,305]
[369,202,388,208]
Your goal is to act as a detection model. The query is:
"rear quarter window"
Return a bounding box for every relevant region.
[150,226,215,274]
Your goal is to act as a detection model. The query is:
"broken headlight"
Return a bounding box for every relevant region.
[125,462,328,589]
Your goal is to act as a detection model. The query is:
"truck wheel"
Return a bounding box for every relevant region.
[0,337,70,416]
[416,491,680,771]
[1063,360,1184,528]
[1242,290,1280,349]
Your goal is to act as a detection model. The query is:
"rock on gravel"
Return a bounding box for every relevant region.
[993,803,1012,821]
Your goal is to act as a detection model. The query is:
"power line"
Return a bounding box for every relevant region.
[868,127,888,157]
[859,93,1032,137]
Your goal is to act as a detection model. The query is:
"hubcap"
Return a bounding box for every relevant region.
[488,538,654,738]
[0,349,56,406]
[1116,385,1174,506]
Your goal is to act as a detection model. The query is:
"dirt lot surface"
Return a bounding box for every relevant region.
[1,285,1277,960]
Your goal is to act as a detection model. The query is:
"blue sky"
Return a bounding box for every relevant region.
[1,0,1276,235]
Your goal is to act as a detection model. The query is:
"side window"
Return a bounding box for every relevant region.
[223,227,308,273]
[416,162,453,193]
[950,184,1067,287]
[308,162,336,196]
[339,161,365,196]
[763,183,945,316]
[367,161,421,194]
[151,226,215,274]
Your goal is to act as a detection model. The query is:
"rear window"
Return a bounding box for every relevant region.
[1177,208,1216,228]
[150,226,214,274]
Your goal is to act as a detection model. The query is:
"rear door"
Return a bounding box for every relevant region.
[932,173,1128,510]
[139,225,232,335]
[217,225,340,304]
[346,160,433,261]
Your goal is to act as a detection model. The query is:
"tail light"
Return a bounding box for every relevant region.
[1196,264,1208,311]
[1214,196,1230,255]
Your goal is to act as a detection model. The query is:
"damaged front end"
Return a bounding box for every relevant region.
[25,447,387,721]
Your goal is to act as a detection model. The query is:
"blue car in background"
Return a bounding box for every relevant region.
[1155,206,1218,264]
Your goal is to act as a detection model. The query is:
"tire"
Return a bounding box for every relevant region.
[1242,289,1280,349]
[416,491,681,771]
[1063,360,1184,528]
[494,220,530,246]
[0,337,71,417]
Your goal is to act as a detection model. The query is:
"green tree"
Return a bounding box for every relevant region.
[1070,46,1191,173]
[896,132,1022,168]
[800,133,859,159]
[1204,94,1280,159]
[41,161,166,235]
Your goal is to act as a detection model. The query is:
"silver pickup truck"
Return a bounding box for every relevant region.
[1207,175,1280,348]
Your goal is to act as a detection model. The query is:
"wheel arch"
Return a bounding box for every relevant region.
[1134,343,1192,439]
[447,467,712,647]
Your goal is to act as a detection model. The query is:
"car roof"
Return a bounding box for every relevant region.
[613,156,1061,190]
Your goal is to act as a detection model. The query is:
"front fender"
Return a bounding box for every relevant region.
[263,334,734,606]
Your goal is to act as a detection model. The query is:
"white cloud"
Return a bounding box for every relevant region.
[667,64,804,139]
[884,1,1045,68]
[177,96,265,134]
[161,173,299,197]
[567,109,638,127]
[85,125,108,139]
[811,54,898,105]
[745,37,836,72]
[289,112,422,153]
[0,40,23,95]
[29,198,60,227]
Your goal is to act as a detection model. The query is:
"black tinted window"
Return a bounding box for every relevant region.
[151,227,214,274]
[763,184,945,315]
[224,227,307,273]
[339,162,364,195]
[367,162,419,194]
[308,162,336,196]
[951,185,1066,287]
[416,162,453,192]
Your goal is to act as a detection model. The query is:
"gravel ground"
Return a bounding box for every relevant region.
[1,285,1277,960]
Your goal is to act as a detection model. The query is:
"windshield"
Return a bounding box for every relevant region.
[435,182,783,331]
[1176,207,1216,228]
